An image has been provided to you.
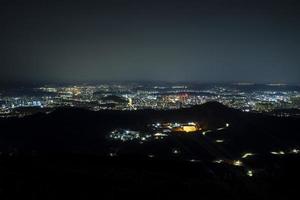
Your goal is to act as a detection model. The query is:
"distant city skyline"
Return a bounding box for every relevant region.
[1,82,300,119]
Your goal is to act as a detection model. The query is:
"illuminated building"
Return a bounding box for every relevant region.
[270,151,285,155]
[172,122,201,133]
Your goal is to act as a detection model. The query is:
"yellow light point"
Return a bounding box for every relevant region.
[242,153,255,159]
[128,97,135,109]
[189,159,200,163]
[233,160,243,167]
[271,151,285,155]
[247,170,254,177]
[213,159,223,164]
[154,133,167,137]
[172,149,180,154]
[182,125,198,132]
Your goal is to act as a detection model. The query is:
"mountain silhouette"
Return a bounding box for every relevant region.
[0,102,300,200]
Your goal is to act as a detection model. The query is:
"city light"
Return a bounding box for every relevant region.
[172,148,181,155]
[213,159,224,164]
[290,149,300,154]
[247,170,254,177]
[108,129,152,142]
[242,153,255,159]
[1,83,299,118]
[233,160,243,167]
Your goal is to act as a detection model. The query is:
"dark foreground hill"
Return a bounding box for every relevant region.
[0,102,299,200]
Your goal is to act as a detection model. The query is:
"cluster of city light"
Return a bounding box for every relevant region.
[213,159,256,177]
[108,129,152,142]
[108,123,300,179]
[212,147,300,177]
[270,148,300,155]
[1,83,300,118]
[153,132,168,140]
[213,159,243,167]
[151,122,201,133]
[109,121,206,143]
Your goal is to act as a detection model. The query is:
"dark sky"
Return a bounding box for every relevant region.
[0,0,300,83]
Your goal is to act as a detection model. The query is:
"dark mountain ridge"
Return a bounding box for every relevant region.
[0,101,298,154]
[0,102,300,199]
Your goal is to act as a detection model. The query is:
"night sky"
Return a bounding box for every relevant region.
[0,0,300,83]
